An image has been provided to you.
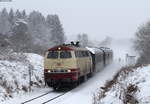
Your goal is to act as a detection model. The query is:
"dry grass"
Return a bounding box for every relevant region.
[123,84,138,104]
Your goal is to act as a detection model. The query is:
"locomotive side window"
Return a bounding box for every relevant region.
[75,51,89,57]
[60,51,72,58]
[75,51,80,57]
[47,51,58,58]
[85,51,89,57]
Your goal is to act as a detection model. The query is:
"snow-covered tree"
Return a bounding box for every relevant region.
[0,8,11,35]
[10,19,32,52]
[28,11,50,49]
[8,9,15,25]
[22,10,27,19]
[134,22,150,64]
[0,8,65,54]
[46,15,65,45]
[15,9,22,19]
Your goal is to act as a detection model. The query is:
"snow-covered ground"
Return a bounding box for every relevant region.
[1,60,123,104]
[45,61,124,104]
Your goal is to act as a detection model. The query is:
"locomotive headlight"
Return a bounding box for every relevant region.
[67,69,71,73]
[48,70,51,73]
[58,47,61,50]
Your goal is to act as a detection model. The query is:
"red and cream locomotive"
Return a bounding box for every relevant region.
[44,42,113,90]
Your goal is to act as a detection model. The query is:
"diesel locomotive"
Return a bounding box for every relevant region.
[44,42,113,89]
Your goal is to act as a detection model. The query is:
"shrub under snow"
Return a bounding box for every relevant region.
[0,53,44,102]
[93,64,150,104]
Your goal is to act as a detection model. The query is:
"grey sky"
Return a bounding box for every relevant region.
[0,0,150,41]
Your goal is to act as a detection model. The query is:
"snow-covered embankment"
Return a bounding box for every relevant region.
[93,64,150,104]
[0,53,44,102]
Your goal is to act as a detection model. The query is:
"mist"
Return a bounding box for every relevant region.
[0,0,150,41]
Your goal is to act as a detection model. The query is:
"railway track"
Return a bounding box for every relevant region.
[21,89,69,104]
[41,92,66,104]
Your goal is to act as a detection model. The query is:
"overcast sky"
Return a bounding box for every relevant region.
[0,0,150,41]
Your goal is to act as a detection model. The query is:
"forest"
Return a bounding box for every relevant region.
[0,8,65,55]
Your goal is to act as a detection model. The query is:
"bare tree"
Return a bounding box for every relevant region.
[99,36,112,47]
[77,33,89,47]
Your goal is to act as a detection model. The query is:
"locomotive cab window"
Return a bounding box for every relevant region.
[60,51,72,58]
[47,51,58,58]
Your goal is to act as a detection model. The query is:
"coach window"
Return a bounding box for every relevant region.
[47,51,58,58]
[85,51,89,57]
[80,51,84,57]
[81,51,85,57]
[83,51,86,57]
[60,51,72,58]
[75,51,77,57]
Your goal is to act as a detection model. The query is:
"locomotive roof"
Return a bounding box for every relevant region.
[48,44,112,54]
[48,44,88,51]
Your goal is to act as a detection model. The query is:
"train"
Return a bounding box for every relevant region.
[44,42,113,90]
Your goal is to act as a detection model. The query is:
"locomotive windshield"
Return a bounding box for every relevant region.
[47,51,58,58]
[60,51,72,58]
[47,51,72,58]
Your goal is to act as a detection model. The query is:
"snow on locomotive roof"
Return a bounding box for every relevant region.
[86,47,112,54]
[86,47,103,54]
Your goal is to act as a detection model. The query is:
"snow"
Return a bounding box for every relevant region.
[110,38,136,60]
[94,65,150,104]
[0,38,137,104]
[86,47,96,54]
[25,53,44,83]
[86,47,102,54]
[43,61,124,104]
[0,53,44,103]
[16,19,28,25]
[0,58,124,104]
[1,88,52,104]
[130,66,150,103]
[15,19,28,26]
